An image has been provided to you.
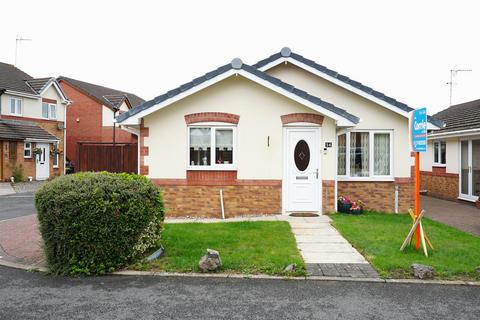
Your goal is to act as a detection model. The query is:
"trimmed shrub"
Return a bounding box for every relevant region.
[35,172,165,275]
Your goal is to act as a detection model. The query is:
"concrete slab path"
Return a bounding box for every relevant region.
[0,183,15,196]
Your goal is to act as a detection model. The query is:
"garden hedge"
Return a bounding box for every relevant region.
[35,172,165,275]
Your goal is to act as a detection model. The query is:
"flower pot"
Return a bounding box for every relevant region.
[337,202,352,213]
[350,208,363,215]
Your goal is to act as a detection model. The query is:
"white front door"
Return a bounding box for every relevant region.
[284,127,321,212]
[36,143,50,180]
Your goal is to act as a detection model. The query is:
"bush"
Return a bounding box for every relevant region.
[35,172,165,275]
[10,164,25,182]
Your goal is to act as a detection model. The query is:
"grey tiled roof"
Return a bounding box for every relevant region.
[0,119,58,141]
[0,62,36,95]
[253,48,444,128]
[117,61,360,124]
[58,76,145,109]
[26,77,53,93]
[432,99,480,134]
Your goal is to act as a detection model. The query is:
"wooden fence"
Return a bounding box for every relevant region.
[76,142,138,174]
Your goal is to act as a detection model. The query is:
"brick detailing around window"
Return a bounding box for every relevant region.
[139,120,149,175]
[322,180,336,213]
[281,113,324,125]
[186,170,237,185]
[153,183,282,217]
[338,179,414,213]
[420,169,459,201]
[184,112,240,124]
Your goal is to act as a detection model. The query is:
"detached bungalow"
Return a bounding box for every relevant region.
[117,48,442,217]
[421,99,480,202]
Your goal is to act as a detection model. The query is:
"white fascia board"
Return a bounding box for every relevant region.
[120,125,140,136]
[428,128,480,139]
[25,138,60,143]
[40,80,70,103]
[258,57,411,118]
[119,69,357,127]
[4,90,40,99]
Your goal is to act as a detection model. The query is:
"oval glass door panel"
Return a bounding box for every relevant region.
[294,139,310,171]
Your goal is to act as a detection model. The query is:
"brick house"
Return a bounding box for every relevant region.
[117,47,443,217]
[0,62,69,181]
[421,99,480,202]
[57,77,144,170]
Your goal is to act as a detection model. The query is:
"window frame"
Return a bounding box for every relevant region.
[42,102,57,120]
[433,140,446,167]
[337,129,394,181]
[10,97,23,116]
[187,124,237,171]
[24,142,32,158]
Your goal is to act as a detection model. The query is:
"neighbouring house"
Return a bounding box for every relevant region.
[0,62,69,181]
[116,47,443,217]
[57,76,145,170]
[421,99,480,202]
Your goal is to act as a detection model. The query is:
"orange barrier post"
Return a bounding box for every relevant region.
[415,152,420,250]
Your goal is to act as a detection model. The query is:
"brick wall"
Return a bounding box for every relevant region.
[154,183,282,217]
[338,179,414,213]
[420,168,458,200]
[322,180,335,213]
[59,81,136,166]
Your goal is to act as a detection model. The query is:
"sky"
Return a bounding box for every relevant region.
[1,0,478,115]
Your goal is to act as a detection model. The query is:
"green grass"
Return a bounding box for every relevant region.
[134,221,305,276]
[331,212,480,280]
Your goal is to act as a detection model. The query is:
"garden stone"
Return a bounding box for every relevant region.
[283,263,296,272]
[199,249,222,272]
[476,266,480,274]
[411,263,434,279]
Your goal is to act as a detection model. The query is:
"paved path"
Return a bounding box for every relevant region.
[0,192,36,221]
[1,265,479,320]
[422,195,480,236]
[0,183,15,196]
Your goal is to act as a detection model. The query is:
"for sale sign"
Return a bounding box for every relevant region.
[410,108,427,152]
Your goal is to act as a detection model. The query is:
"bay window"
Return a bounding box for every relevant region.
[189,126,235,169]
[433,141,446,166]
[337,130,393,179]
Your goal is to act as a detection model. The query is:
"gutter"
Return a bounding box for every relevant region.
[428,128,480,139]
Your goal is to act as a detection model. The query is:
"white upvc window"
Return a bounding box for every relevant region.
[433,141,446,166]
[10,98,22,116]
[337,130,393,180]
[188,126,236,170]
[42,102,57,120]
[24,142,32,158]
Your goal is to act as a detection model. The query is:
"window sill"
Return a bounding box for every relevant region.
[337,177,395,182]
[432,164,446,168]
[187,166,237,171]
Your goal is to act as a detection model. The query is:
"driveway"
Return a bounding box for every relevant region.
[422,195,480,236]
[0,192,36,222]
[1,266,479,320]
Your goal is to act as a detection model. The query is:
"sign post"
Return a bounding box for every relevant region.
[409,108,427,250]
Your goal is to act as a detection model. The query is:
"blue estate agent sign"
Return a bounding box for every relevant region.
[410,107,427,152]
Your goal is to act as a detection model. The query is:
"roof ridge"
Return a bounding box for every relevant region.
[58,76,142,98]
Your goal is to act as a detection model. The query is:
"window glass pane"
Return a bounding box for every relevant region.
[189,128,211,166]
[440,141,446,164]
[53,143,59,166]
[24,143,31,157]
[337,134,346,175]
[10,99,16,113]
[350,132,369,177]
[461,141,469,195]
[42,103,49,118]
[50,104,56,119]
[17,99,22,114]
[215,129,233,165]
[433,142,439,163]
[374,133,390,175]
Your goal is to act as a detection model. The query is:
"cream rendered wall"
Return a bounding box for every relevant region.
[421,137,459,174]
[0,85,65,121]
[267,63,412,178]
[144,75,336,180]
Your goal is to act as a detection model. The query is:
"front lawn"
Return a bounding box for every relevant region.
[331,212,480,280]
[134,221,305,276]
